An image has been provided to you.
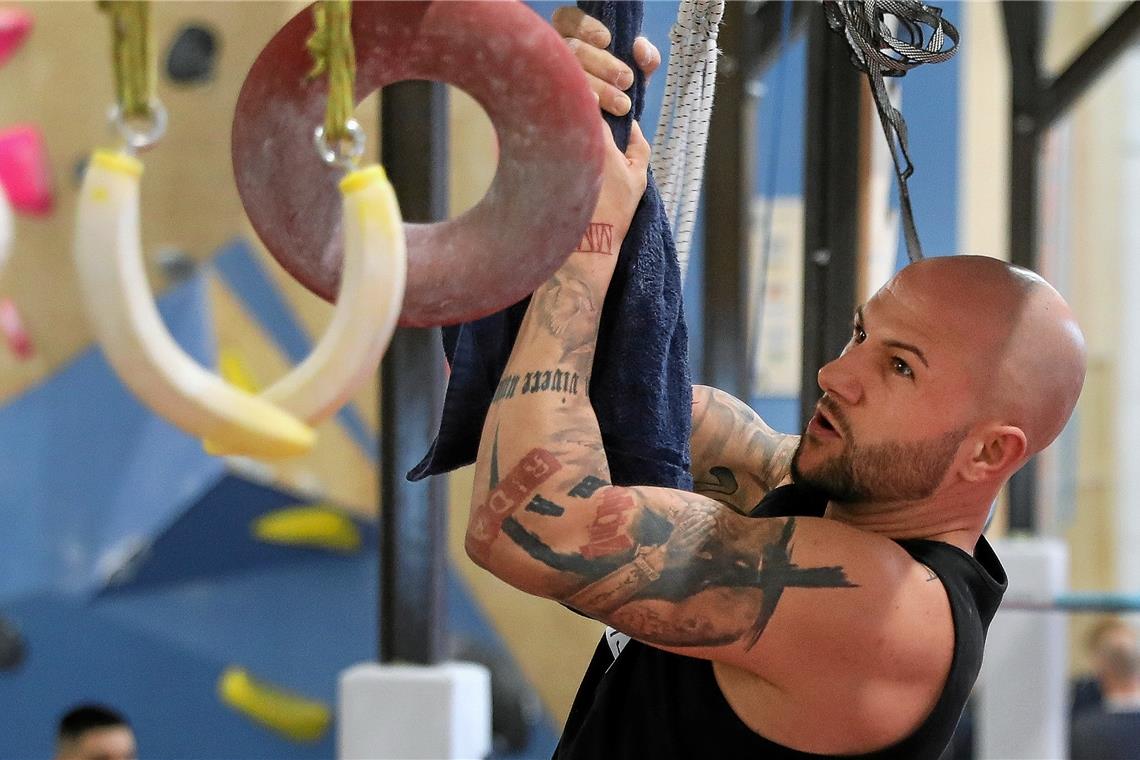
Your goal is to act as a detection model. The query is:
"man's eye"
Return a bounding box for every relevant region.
[892,357,914,378]
[853,325,867,343]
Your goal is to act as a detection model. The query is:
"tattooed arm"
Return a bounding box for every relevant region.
[466,116,953,745]
[690,385,800,514]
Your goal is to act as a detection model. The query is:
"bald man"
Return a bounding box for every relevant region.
[461,11,1087,759]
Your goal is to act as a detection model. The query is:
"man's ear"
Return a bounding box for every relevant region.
[960,425,1027,483]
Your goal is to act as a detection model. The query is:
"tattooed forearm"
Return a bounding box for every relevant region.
[467,446,562,565]
[567,544,669,614]
[756,433,800,492]
[691,386,801,512]
[569,475,609,498]
[576,222,615,254]
[580,488,639,559]
[693,466,738,496]
[525,494,565,517]
[524,272,603,364]
[610,603,739,648]
[477,444,857,650]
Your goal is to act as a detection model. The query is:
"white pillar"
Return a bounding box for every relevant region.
[338,661,492,760]
[1116,42,1140,597]
[977,538,1068,759]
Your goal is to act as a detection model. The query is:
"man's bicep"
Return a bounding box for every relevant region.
[571,501,946,684]
[583,504,860,656]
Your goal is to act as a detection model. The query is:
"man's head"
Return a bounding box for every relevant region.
[1087,618,1140,696]
[792,255,1086,514]
[55,704,136,760]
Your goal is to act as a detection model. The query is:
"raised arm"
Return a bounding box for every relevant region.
[690,385,800,514]
[464,120,953,744]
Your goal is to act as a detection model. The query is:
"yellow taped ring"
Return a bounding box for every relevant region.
[91,149,144,178]
[339,164,387,195]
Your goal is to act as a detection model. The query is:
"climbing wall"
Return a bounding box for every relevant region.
[0,2,685,753]
[0,267,562,757]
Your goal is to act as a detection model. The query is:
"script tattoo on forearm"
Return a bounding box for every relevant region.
[576,222,615,254]
[492,369,583,404]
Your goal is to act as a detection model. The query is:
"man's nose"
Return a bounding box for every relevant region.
[817,353,862,405]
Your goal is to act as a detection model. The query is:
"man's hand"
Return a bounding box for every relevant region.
[553,6,661,116]
[589,120,650,248]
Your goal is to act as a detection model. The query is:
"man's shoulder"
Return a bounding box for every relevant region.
[738,516,954,679]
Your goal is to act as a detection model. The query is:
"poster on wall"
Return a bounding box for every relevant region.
[749,197,803,398]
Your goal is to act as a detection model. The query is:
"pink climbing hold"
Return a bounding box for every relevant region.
[0,297,32,360]
[0,8,32,69]
[0,125,53,215]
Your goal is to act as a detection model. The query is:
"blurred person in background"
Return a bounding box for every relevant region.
[54,704,136,760]
[1070,617,1140,759]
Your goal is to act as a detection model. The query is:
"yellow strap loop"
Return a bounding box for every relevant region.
[306,0,357,145]
[98,1,153,121]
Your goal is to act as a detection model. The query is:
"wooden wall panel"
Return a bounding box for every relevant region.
[0,2,300,400]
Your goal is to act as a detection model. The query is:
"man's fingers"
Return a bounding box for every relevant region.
[552,6,611,48]
[553,7,651,118]
[632,37,661,79]
[566,35,634,91]
[579,69,631,117]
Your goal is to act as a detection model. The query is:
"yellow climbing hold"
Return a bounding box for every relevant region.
[219,347,260,394]
[252,505,362,554]
[218,666,331,743]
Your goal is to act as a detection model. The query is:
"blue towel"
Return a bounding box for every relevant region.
[409,1,693,491]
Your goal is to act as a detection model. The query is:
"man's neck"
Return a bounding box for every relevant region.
[1103,682,1140,711]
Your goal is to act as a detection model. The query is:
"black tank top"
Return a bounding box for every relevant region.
[554,483,1007,759]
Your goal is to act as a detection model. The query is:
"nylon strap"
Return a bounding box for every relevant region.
[98,1,153,121]
[822,0,959,262]
[307,0,357,145]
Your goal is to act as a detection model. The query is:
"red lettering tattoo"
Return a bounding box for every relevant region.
[468,449,561,562]
[579,489,637,559]
[576,223,614,254]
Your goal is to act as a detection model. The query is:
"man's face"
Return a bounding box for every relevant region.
[1095,626,1139,679]
[62,727,137,760]
[791,278,982,505]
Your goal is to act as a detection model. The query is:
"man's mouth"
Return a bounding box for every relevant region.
[808,405,843,439]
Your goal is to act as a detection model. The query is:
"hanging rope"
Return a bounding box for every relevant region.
[822,0,959,262]
[306,0,357,148]
[651,0,723,283]
[97,1,153,121]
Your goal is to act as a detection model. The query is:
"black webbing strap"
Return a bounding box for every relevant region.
[822,0,959,262]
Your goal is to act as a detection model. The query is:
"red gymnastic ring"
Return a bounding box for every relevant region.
[232,1,604,327]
